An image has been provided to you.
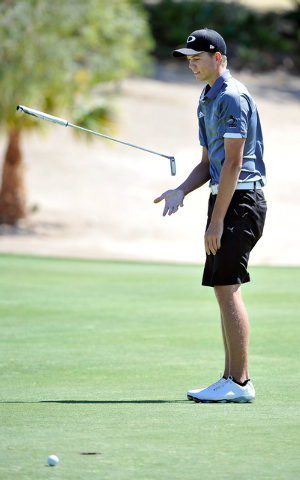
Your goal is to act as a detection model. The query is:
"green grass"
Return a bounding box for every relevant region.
[0,254,299,480]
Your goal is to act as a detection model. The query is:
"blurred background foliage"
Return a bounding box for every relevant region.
[144,0,300,72]
[0,0,299,224]
[0,0,153,130]
[0,0,153,224]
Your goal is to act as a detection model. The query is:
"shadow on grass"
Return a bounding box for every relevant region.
[41,400,187,404]
[1,400,188,404]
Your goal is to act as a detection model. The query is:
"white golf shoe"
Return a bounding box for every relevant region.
[187,375,227,401]
[190,376,255,403]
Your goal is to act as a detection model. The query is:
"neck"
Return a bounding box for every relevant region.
[208,67,226,87]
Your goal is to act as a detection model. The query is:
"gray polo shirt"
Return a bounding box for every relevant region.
[197,70,266,186]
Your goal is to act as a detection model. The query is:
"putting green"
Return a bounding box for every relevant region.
[0,255,299,479]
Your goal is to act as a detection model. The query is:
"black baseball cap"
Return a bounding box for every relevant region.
[172,28,226,57]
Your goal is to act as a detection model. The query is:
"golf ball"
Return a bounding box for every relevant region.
[47,455,59,466]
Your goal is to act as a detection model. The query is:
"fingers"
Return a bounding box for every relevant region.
[205,236,221,255]
[162,203,177,216]
[204,222,223,255]
[154,190,185,216]
[166,204,178,216]
[153,190,172,204]
[163,203,169,216]
[163,201,184,216]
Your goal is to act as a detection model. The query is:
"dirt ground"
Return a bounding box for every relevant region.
[0,65,299,266]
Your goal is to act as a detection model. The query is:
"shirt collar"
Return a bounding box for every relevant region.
[202,70,232,100]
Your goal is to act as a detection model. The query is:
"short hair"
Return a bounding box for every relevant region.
[208,52,228,68]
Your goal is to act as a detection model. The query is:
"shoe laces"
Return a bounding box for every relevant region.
[213,377,231,391]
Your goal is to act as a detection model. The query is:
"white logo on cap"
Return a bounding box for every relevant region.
[210,44,215,49]
[187,35,196,43]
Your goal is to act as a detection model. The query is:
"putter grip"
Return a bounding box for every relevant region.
[17,105,68,126]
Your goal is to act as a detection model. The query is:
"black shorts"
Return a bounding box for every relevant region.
[202,188,267,287]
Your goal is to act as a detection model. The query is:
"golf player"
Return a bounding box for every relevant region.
[154,28,267,403]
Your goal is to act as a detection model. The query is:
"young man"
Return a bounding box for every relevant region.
[154,29,267,403]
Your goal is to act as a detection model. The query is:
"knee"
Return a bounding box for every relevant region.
[214,285,224,303]
[214,284,241,301]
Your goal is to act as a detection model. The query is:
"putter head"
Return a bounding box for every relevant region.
[169,157,176,176]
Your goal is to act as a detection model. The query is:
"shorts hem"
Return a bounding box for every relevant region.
[201,277,250,288]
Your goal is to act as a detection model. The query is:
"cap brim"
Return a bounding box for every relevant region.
[172,48,205,57]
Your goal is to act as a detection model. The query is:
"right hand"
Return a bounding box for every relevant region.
[153,189,185,216]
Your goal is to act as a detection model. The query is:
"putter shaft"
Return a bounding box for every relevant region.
[17,105,176,176]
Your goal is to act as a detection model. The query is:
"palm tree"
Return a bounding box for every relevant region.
[0,0,153,224]
[0,128,26,224]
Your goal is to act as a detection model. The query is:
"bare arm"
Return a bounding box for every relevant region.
[176,146,210,196]
[204,137,245,255]
[154,147,211,216]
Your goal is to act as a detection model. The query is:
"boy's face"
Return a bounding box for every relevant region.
[187,52,220,86]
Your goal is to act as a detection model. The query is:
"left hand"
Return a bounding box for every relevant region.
[204,220,223,255]
[153,189,184,216]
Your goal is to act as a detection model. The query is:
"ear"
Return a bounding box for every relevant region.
[215,52,222,62]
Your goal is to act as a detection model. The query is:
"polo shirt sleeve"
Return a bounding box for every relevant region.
[217,92,250,139]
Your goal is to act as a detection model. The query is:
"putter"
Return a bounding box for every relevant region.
[16,105,176,176]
